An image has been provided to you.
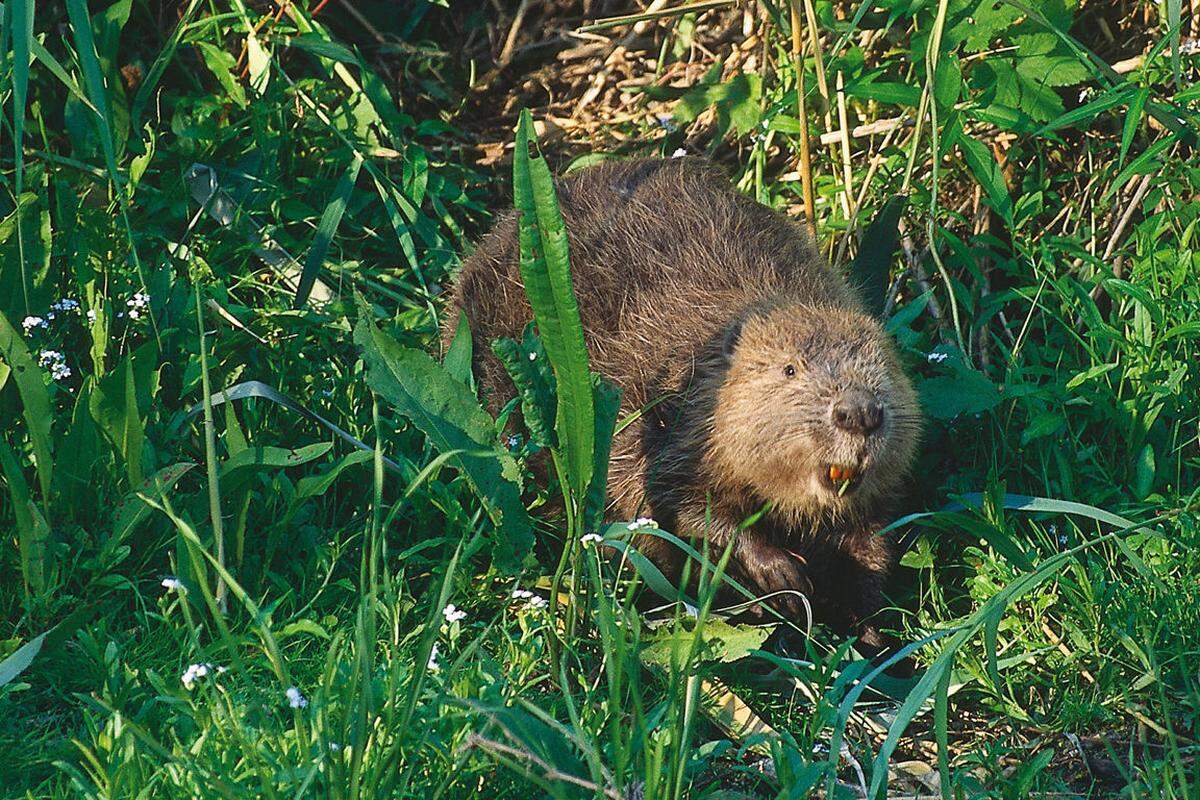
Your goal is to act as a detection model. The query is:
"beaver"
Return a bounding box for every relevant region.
[445,157,920,654]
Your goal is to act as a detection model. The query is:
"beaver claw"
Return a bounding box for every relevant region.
[728,545,813,623]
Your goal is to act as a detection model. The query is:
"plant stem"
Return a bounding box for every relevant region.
[195,283,226,610]
[788,0,817,239]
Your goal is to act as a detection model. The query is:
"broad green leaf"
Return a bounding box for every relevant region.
[444,310,474,387]
[918,369,1001,420]
[493,326,556,449]
[295,153,362,308]
[278,619,330,640]
[294,450,373,501]
[111,462,197,544]
[219,443,333,492]
[1065,362,1118,389]
[1020,411,1064,445]
[246,31,270,95]
[89,357,145,486]
[849,196,906,318]
[1012,32,1091,88]
[514,110,595,499]
[0,606,94,688]
[933,53,961,111]
[1133,442,1156,500]
[584,375,622,533]
[641,619,772,671]
[0,630,45,688]
[959,134,1012,222]
[355,317,533,572]
[289,32,356,63]
[0,438,49,596]
[194,41,246,107]
[673,72,763,137]
[0,310,54,498]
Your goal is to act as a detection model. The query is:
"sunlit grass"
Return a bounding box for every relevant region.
[1,1,1198,798]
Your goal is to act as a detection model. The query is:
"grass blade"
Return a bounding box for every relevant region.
[1120,88,1149,167]
[187,379,405,475]
[64,0,121,195]
[8,0,34,310]
[1167,0,1181,85]
[294,153,363,308]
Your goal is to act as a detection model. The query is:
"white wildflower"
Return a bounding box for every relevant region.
[671,147,687,158]
[161,576,185,593]
[38,350,71,381]
[128,292,150,309]
[927,351,949,364]
[510,587,547,612]
[427,643,441,671]
[528,351,537,361]
[86,309,97,324]
[21,316,47,333]
[285,686,308,709]
[580,533,603,548]
[506,434,521,449]
[627,517,658,532]
[442,603,467,624]
[128,309,141,320]
[181,662,213,690]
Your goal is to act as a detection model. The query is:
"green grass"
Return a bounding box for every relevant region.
[1,1,1199,798]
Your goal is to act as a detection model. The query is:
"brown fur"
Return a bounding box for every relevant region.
[444,157,921,648]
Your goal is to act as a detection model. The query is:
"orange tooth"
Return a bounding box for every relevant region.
[829,465,841,481]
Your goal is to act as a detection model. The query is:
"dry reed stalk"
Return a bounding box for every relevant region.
[788,0,817,238]
[835,71,856,227]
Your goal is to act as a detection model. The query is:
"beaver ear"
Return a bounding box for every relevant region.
[721,318,744,362]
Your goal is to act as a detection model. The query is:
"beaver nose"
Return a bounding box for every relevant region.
[831,389,884,435]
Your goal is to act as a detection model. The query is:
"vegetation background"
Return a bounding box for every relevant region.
[1,0,1198,797]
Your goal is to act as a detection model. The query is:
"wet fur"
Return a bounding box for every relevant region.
[445,157,920,649]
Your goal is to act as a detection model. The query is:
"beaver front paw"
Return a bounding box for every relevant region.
[727,544,813,623]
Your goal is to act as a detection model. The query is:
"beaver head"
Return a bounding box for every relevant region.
[708,302,920,524]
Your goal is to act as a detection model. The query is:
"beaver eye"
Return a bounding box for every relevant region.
[783,364,797,378]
